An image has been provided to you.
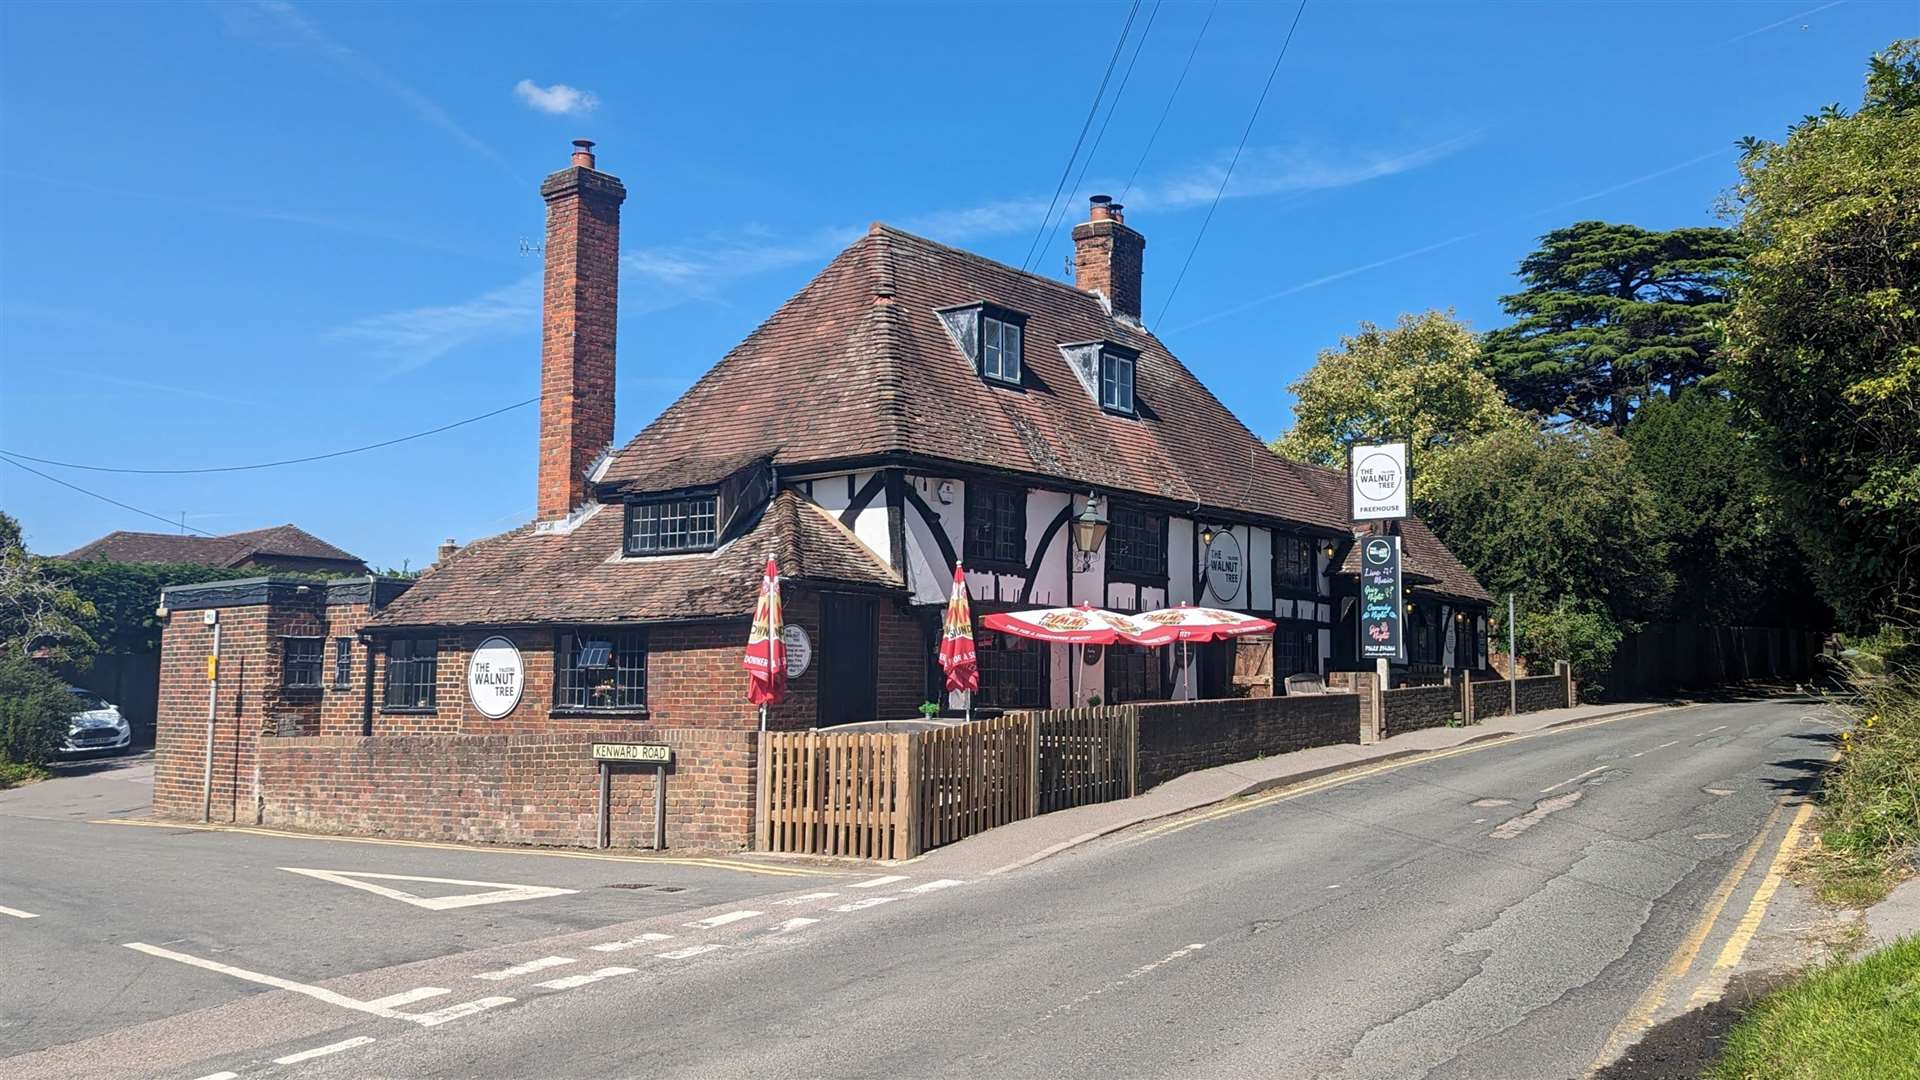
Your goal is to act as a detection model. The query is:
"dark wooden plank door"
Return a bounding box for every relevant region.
[819,594,878,727]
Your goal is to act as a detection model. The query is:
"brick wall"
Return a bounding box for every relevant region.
[1135,694,1359,790]
[1381,682,1461,735]
[1514,673,1570,714]
[1463,672,1570,720]
[257,727,756,851]
[1327,671,1381,743]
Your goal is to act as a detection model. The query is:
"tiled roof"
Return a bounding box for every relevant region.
[369,491,901,629]
[598,224,1345,533]
[1296,462,1492,605]
[60,524,363,568]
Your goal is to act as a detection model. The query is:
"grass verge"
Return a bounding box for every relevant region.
[0,759,49,789]
[1802,629,1918,906]
[1709,934,1920,1080]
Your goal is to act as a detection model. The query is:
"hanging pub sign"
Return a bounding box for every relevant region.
[1204,530,1243,605]
[1358,535,1405,662]
[467,636,525,718]
[1350,441,1410,521]
[780,624,812,680]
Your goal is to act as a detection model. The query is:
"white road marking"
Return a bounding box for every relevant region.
[773,917,821,933]
[0,906,39,919]
[1697,725,1728,735]
[535,966,636,990]
[365,987,449,1009]
[831,896,899,912]
[407,996,514,1027]
[1541,766,1608,793]
[1035,943,1209,1024]
[774,892,839,905]
[474,956,575,981]
[280,867,577,911]
[123,942,409,1020]
[273,1036,375,1065]
[1657,741,1680,749]
[849,875,908,889]
[656,943,727,960]
[189,1073,238,1080]
[685,909,762,929]
[589,932,674,953]
[904,879,965,894]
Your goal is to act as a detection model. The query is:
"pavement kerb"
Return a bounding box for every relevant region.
[977,701,1687,877]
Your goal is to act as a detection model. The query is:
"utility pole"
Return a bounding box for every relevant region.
[1508,593,1518,717]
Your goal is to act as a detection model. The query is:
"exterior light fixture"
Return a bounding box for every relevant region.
[1199,524,1215,547]
[1322,541,1337,559]
[1070,492,1109,571]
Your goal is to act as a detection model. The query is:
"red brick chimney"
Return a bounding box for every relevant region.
[537,139,627,521]
[1072,195,1145,320]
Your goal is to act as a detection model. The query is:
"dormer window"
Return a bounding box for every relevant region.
[1100,348,1135,413]
[937,303,1026,387]
[982,312,1023,385]
[625,495,718,555]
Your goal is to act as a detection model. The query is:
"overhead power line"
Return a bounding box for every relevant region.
[1119,0,1219,206]
[0,454,223,537]
[0,396,537,475]
[1020,0,1144,273]
[1045,0,1164,268]
[1156,0,1309,325]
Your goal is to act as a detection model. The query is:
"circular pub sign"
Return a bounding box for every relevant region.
[781,624,813,679]
[1204,531,1244,604]
[467,636,524,719]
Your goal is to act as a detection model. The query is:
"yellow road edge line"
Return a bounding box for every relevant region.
[1589,800,1788,1073]
[87,819,837,877]
[1133,705,1680,842]
[1685,800,1819,1006]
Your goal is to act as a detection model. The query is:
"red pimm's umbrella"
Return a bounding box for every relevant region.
[743,556,787,712]
[1128,604,1277,645]
[979,603,1149,645]
[938,564,979,694]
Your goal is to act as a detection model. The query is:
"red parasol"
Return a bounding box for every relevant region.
[743,556,787,717]
[1128,604,1277,645]
[938,564,979,694]
[979,603,1150,645]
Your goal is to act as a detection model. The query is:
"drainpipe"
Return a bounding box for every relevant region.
[203,617,221,823]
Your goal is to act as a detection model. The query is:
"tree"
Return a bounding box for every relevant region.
[0,652,75,769]
[1420,425,1674,685]
[1721,39,1920,627]
[1481,221,1747,432]
[1626,391,1824,626]
[1271,310,1527,500]
[0,512,95,665]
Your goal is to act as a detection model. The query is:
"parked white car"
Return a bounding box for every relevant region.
[59,688,131,756]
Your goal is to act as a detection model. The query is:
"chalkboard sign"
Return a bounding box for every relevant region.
[1358,535,1405,662]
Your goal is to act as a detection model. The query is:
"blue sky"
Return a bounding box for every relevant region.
[1,1,1909,569]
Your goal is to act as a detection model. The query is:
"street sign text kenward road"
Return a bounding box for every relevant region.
[591,743,672,764]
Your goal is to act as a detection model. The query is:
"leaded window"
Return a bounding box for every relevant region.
[625,496,718,555]
[1108,505,1165,580]
[1105,644,1162,703]
[1100,348,1135,413]
[555,630,647,711]
[282,636,323,689]
[982,314,1023,385]
[332,637,353,689]
[1274,535,1315,595]
[383,637,437,710]
[975,629,1048,709]
[1273,622,1317,679]
[965,483,1026,568]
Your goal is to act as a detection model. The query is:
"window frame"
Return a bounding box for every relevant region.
[974,623,1050,710]
[624,493,721,556]
[281,635,324,691]
[1271,621,1319,680]
[979,307,1026,387]
[381,636,438,712]
[553,629,649,713]
[964,481,1028,571]
[1104,642,1164,704]
[1098,346,1137,415]
[331,637,353,690]
[1106,503,1167,584]
[1272,534,1316,598]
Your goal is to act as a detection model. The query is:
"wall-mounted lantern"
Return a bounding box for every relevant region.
[1070,491,1108,572]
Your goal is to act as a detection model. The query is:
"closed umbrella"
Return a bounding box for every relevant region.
[743,556,787,730]
[938,564,979,720]
[1130,604,1277,699]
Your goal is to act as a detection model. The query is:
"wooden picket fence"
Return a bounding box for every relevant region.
[757,707,1138,859]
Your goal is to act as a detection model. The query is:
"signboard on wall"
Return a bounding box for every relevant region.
[1358,536,1405,662]
[781,624,812,679]
[1203,531,1243,604]
[592,742,672,764]
[467,636,524,718]
[1350,441,1410,521]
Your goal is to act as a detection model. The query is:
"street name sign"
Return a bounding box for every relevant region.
[591,742,672,764]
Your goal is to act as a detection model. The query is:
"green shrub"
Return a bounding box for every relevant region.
[1516,599,1623,695]
[1816,629,1919,903]
[0,653,72,768]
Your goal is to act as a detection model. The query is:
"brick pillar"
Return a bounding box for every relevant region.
[1556,660,1574,707]
[1463,675,1476,724]
[537,140,627,522]
[1072,195,1146,320]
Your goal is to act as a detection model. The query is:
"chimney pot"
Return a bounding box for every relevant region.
[570,139,597,169]
[436,538,458,564]
[1088,194,1114,221]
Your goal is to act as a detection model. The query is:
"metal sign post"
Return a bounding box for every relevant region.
[1508,593,1518,717]
[590,743,673,850]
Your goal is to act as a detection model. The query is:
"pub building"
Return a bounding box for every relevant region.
[151,142,1491,847]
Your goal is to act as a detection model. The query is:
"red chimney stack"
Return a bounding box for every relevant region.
[1072,194,1145,321]
[536,139,626,522]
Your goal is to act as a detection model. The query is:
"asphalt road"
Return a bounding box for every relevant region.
[2,697,1834,1079]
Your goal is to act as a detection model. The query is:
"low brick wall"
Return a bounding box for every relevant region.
[256,728,756,851]
[1464,673,1570,721]
[1381,682,1460,734]
[1135,694,1360,790]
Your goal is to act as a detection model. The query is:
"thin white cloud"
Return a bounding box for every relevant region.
[218,1,514,178]
[331,273,539,375]
[1126,133,1481,213]
[514,79,600,115]
[1722,0,1847,45]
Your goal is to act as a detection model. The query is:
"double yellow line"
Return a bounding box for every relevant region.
[90,818,839,878]
[1128,705,1673,844]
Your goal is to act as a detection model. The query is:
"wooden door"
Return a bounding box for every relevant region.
[819,594,878,726]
